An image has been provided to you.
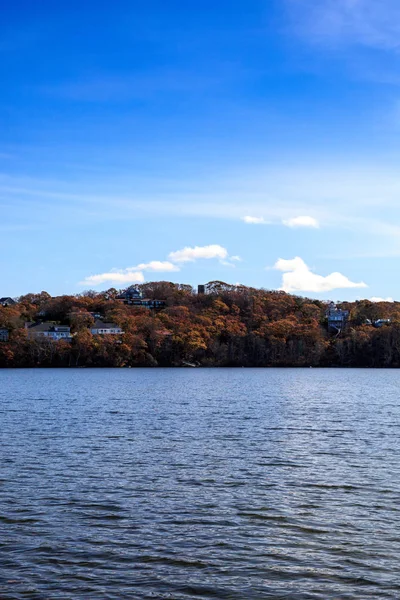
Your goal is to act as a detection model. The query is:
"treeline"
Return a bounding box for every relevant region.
[1,281,400,368]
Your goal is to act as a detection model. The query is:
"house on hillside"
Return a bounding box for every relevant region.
[0,328,9,342]
[117,287,166,310]
[118,287,143,304]
[26,322,72,341]
[90,320,124,335]
[366,318,392,328]
[326,302,349,334]
[0,297,16,307]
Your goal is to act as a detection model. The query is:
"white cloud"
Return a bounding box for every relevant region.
[230,255,242,262]
[370,296,394,302]
[283,216,319,228]
[80,271,145,287]
[168,244,228,263]
[6,165,400,261]
[274,256,367,293]
[11,158,400,267]
[242,216,268,224]
[80,260,180,287]
[133,261,179,272]
[80,244,231,286]
[80,245,232,288]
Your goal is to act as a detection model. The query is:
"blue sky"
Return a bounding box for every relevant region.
[3,0,400,300]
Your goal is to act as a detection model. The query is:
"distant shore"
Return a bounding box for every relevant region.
[1,283,398,368]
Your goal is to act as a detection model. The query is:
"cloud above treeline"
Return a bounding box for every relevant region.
[370,296,394,303]
[275,256,367,293]
[82,270,145,286]
[81,248,368,297]
[80,244,237,287]
[80,239,370,297]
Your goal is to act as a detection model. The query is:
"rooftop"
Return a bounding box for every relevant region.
[92,320,120,330]
[27,322,71,332]
[0,297,16,305]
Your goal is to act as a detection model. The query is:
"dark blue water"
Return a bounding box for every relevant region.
[1,368,400,599]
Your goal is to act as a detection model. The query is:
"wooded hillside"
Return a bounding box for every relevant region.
[1,281,399,368]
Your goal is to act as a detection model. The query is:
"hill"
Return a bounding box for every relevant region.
[0,282,399,368]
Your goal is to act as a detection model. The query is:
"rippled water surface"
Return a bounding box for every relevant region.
[1,368,400,599]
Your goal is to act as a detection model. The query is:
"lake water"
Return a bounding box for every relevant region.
[1,368,400,599]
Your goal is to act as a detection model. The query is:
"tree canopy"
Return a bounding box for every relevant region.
[0,282,398,368]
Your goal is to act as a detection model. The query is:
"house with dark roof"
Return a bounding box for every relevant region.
[90,320,124,335]
[326,302,349,334]
[26,322,72,341]
[0,297,16,307]
[117,287,166,310]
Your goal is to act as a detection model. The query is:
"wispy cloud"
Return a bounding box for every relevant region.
[283,216,319,228]
[0,224,34,232]
[220,254,242,268]
[4,162,400,259]
[286,0,400,50]
[40,67,235,103]
[220,260,236,268]
[274,256,367,293]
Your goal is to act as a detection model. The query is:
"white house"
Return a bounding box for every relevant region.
[90,320,123,335]
[26,323,72,341]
